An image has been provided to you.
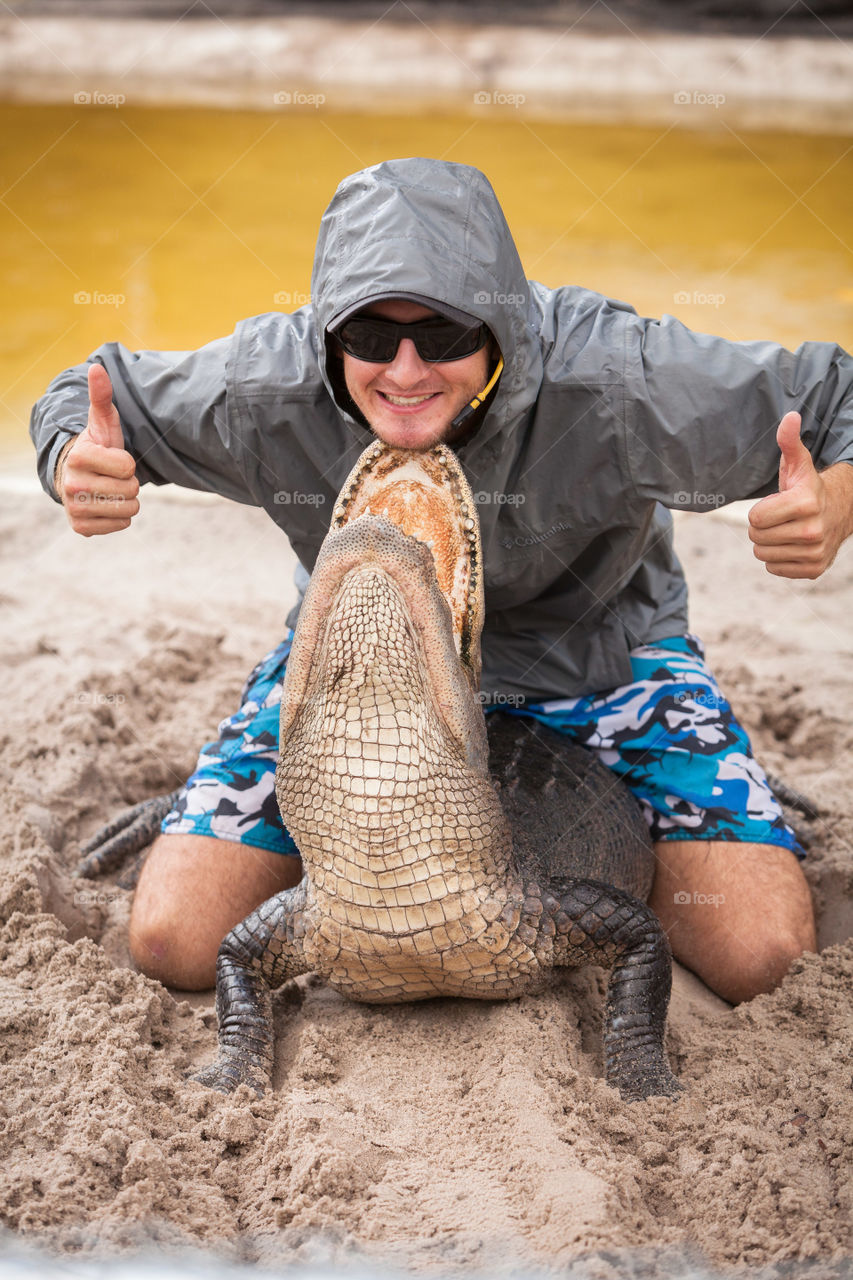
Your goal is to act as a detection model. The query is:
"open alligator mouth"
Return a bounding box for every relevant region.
[330,441,483,677]
[278,440,491,784]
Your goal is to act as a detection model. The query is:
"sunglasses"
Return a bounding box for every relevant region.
[335,314,489,364]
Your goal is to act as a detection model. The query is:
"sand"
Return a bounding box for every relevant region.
[0,481,851,1276]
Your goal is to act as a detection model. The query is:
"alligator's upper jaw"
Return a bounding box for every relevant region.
[280,443,488,774]
[331,442,484,678]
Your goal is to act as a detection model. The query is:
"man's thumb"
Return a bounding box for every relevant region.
[86,363,124,450]
[776,411,811,492]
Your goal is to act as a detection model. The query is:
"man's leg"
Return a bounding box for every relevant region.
[128,635,299,990]
[129,833,302,990]
[649,838,816,1004]
[517,634,818,1006]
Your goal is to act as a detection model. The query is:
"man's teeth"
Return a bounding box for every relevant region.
[383,392,435,406]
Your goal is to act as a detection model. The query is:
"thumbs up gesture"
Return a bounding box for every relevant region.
[57,364,140,536]
[748,411,853,579]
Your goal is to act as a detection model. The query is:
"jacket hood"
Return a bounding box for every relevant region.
[310,158,543,452]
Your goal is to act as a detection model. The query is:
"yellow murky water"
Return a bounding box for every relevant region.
[1,103,852,454]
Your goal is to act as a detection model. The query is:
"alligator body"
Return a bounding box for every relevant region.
[192,442,681,1102]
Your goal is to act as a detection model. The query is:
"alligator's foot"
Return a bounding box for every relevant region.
[192,884,311,1097]
[551,878,682,1102]
[115,850,148,892]
[190,1052,270,1097]
[600,900,683,1102]
[604,1040,683,1103]
[767,774,821,851]
[767,774,820,820]
[75,790,180,879]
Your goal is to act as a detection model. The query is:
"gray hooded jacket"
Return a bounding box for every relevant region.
[30,158,853,702]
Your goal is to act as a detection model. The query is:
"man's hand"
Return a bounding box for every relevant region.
[748,411,853,579]
[56,364,140,536]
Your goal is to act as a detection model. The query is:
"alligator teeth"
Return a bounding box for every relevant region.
[328,439,483,682]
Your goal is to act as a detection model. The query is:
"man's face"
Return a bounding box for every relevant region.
[339,300,492,451]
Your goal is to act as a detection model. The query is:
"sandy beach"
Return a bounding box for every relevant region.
[0,479,851,1275]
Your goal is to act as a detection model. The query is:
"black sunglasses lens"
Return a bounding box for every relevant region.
[337,319,396,362]
[415,322,485,361]
[337,316,486,363]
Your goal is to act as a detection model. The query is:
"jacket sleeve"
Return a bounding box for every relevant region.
[621,313,853,510]
[29,334,258,505]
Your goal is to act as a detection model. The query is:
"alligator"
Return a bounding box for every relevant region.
[189,441,686,1102]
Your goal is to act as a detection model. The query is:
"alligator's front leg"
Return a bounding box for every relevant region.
[192,878,313,1096]
[545,878,681,1102]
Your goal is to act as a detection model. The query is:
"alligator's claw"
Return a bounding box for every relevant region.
[767,774,822,851]
[767,774,820,821]
[75,790,181,879]
[608,1051,684,1103]
[189,1054,270,1097]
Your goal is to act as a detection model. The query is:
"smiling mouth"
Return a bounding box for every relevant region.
[379,392,439,407]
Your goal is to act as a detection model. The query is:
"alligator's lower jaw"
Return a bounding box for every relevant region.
[331,441,483,672]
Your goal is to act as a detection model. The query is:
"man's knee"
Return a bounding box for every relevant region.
[714,922,812,1005]
[129,899,219,990]
[128,832,302,991]
[649,838,816,1004]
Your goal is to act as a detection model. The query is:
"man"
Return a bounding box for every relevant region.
[31,158,853,1003]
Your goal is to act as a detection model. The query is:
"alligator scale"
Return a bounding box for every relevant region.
[188,441,681,1102]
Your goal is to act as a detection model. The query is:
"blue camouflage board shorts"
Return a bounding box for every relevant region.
[161,633,804,859]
